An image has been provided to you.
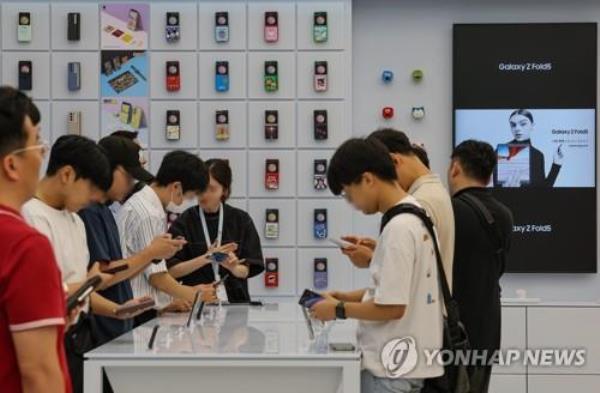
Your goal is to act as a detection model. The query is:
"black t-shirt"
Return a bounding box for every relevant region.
[79,203,134,345]
[452,187,513,353]
[167,203,265,302]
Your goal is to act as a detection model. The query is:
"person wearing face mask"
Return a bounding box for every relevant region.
[493,109,563,187]
[117,151,217,327]
[167,159,265,303]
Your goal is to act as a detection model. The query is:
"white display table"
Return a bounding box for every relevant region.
[84,303,361,393]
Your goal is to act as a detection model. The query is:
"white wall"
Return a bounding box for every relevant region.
[352,0,600,301]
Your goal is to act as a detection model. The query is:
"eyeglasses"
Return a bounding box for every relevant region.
[9,140,49,158]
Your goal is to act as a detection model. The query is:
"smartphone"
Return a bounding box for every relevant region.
[66,276,102,312]
[215,110,229,141]
[166,61,180,92]
[313,159,328,190]
[328,238,352,249]
[17,12,32,43]
[215,61,230,92]
[314,209,328,239]
[67,111,81,135]
[114,297,155,317]
[314,61,328,92]
[18,61,32,91]
[265,209,279,239]
[166,110,181,141]
[298,289,324,308]
[67,12,81,41]
[313,12,328,43]
[210,252,229,263]
[68,62,81,91]
[264,110,279,140]
[264,258,279,288]
[314,110,328,140]
[264,61,279,92]
[264,11,279,43]
[127,9,141,31]
[119,102,132,125]
[165,12,180,43]
[215,12,229,43]
[265,159,279,190]
[131,106,143,129]
[314,258,328,290]
[329,343,356,352]
[102,264,129,275]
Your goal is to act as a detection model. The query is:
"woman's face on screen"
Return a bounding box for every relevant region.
[509,114,533,142]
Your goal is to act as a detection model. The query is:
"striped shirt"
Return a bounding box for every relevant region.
[117,185,171,308]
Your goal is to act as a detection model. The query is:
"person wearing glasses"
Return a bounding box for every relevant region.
[167,159,265,303]
[0,86,71,393]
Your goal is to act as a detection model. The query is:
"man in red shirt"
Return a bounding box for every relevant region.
[0,86,71,393]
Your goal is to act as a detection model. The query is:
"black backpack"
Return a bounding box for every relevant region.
[381,203,471,393]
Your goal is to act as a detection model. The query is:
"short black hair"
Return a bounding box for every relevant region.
[206,158,232,201]
[155,151,209,193]
[411,144,430,168]
[451,140,496,183]
[110,130,139,141]
[327,138,397,195]
[368,128,414,155]
[0,86,40,158]
[46,135,112,191]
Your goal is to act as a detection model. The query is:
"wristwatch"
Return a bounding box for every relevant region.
[335,301,346,320]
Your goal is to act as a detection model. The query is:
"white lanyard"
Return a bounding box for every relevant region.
[199,203,224,279]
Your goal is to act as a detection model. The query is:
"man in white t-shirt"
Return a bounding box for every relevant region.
[341,128,455,292]
[310,138,443,393]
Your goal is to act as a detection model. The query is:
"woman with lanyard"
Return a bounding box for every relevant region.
[167,159,265,303]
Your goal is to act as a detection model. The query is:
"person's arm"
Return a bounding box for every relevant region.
[166,214,212,279]
[345,299,405,321]
[329,288,367,303]
[13,327,65,393]
[6,234,69,393]
[149,271,204,303]
[237,214,265,278]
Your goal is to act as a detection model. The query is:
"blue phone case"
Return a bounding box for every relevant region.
[215,74,229,92]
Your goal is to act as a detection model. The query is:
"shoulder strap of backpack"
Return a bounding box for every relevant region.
[457,193,506,275]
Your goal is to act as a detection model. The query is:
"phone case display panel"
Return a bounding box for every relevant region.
[198,101,247,149]
[297,101,348,148]
[248,102,296,148]
[248,52,296,99]
[2,3,50,50]
[52,101,100,142]
[150,52,198,99]
[248,200,296,247]
[51,4,100,50]
[199,52,247,99]
[249,150,296,197]
[297,2,345,50]
[2,53,50,100]
[297,151,335,197]
[150,3,198,51]
[150,101,198,149]
[248,3,296,50]
[248,248,296,296]
[297,199,353,247]
[199,2,247,50]
[297,249,353,294]
[100,50,149,97]
[297,52,346,99]
[51,52,100,99]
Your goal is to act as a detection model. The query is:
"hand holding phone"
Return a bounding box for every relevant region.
[298,289,324,308]
[328,238,352,249]
[67,276,102,312]
[114,296,155,318]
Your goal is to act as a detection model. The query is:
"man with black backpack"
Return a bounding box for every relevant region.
[309,137,444,393]
[448,140,514,393]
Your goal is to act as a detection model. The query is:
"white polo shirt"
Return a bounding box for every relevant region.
[357,195,444,379]
[23,198,90,313]
[117,185,171,309]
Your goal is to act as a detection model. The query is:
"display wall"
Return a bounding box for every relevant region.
[1,0,352,298]
[352,0,600,301]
